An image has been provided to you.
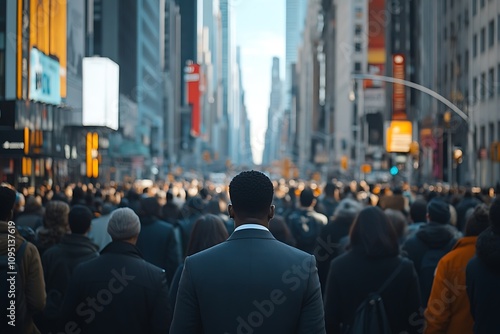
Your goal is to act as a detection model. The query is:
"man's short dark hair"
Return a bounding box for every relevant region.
[229,171,273,218]
[410,199,428,223]
[300,188,315,207]
[0,186,16,221]
[69,205,93,234]
[323,183,336,197]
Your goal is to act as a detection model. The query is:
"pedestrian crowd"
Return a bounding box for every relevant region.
[0,173,499,333]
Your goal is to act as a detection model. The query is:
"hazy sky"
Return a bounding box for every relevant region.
[234,0,285,165]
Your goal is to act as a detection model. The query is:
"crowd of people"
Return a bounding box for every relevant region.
[0,172,499,333]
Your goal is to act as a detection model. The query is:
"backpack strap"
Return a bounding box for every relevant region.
[377,259,406,295]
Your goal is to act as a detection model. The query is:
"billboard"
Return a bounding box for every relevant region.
[386,121,412,153]
[185,63,201,137]
[82,57,119,130]
[29,48,61,104]
[365,0,386,89]
[392,54,406,120]
[29,0,67,99]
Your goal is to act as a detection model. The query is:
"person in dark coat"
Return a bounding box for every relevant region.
[315,182,339,219]
[466,197,500,334]
[38,205,99,332]
[402,198,459,307]
[315,198,362,292]
[136,197,181,284]
[15,195,44,230]
[324,206,422,334]
[170,171,326,334]
[62,208,171,334]
[177,196,205,257]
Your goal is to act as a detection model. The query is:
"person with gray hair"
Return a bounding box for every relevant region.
[62,208,171,333]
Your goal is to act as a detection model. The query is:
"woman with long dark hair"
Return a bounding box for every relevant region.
[169,214,229,311]
[324,206,422,334]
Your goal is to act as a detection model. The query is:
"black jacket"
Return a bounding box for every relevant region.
[170,228,326,334]
[62,241,171,334]
[402,222,458,306]
[136,216,181,284]
[466,228,500,334]
[324,248,422,334]
[42,234,99,318]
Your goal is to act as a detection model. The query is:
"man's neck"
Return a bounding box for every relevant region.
[234,218,268,229]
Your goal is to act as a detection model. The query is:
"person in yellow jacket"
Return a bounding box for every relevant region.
[424,204,489,334]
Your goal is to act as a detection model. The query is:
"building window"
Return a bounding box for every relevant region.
[489,68,494,98]
[443,0,446,13]
[489,20,495,48]
[473,34,477,57]
[457,14,462,31]
[480,28,485,53]
[481,0,485,8]
[355,43,362,52]
[451,61,454,80]
[456,54,461,77]
[481,72,486,100]
[444,64,448,84]
[473,0,477,16]
[354,62,362,72]
[355,24,362,36]
[465,50,469,73]
[473,77,478,101]
[444,27,447,40]
[498,64,500,95]
[450,0,453,8]
[465,9,469,26]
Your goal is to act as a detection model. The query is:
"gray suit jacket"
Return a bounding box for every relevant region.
[170,228,326,334]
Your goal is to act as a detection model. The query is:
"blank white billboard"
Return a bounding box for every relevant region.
[83,57,119,130]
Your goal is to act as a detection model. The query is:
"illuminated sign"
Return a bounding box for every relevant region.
[29,48,61,105]
[386,121,412,153]
[185,63,202,137]
[392,53,406,120]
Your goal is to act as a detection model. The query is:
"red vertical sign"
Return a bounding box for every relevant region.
[185,63,201,137]
[365,0,386,88]
[392,54,406,120]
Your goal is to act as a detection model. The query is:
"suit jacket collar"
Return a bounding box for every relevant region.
[227,228,276,241]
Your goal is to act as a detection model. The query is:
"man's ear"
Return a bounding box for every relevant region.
[228,204,234,218]
[268,205,275,221]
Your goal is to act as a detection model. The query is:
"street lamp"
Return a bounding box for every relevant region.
[443,111,452,185]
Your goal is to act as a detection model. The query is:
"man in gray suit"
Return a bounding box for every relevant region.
[171,170,325,334]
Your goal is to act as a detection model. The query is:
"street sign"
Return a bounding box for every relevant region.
[386,121,412,153]
[0,130,25,155]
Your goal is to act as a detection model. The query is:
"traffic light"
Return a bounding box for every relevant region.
[341,156,348,170]
[390,166,399,176]
[86,132,99,178]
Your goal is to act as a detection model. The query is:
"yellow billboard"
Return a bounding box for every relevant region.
[386,121,412,153]
[29,0,67,99]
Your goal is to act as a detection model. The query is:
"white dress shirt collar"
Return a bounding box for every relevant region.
[234,224,269,232]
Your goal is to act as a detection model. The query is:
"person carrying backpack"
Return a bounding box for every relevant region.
[286,187,328,254]
[0,186,46,334]
[324,207,422,334]
[402,198,459,308]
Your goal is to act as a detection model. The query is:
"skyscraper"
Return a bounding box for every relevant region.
[262,57,283,166]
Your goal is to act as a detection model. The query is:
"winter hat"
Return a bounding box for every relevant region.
[107,207,141,240]
[69,205,94,234]
[427,198,451,224]
[0,186,16,220]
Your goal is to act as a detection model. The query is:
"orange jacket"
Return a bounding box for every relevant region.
[424,236,476,334]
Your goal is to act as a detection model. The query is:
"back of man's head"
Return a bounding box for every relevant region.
[410,199,428,223]
[140,197,161,217]
[229,171,273,219]
[427,199,451,224]
[299,188,316,208]
[69,205,93,234]
[0,186,16,221]
[323,183,336,197]
[465,204,490,237]
[107,207,141,241]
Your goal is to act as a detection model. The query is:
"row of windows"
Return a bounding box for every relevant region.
[472,65,500,102]
[472,0,488,16]
[472,17,500,57]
